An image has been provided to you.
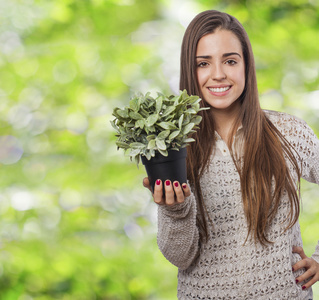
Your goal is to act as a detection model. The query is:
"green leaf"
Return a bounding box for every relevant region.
[157,122,177,130]
[157,130,170,139]
[183,138,195,143]
[147,139,156,149]
[155,138,166,150]
[168,130,180,140]
[158,149,168,156]
[145,114,158,127]
[116,141,130,149]
[129,111,143,120]
[129,142,145,149]
[185,108,197,114]
[183,122,195,135]
[117,109,129,118]
[146,134,156,141]
[110,120,120,133]
[161,106,175,118]
[156,96,163,113]
[129,97,139,111]
[178,115,184,129]
[130,148,141,157]
[191,115,202,125]
[136,119,145,128]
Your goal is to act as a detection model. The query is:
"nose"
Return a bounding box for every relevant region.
[211,64,226,80]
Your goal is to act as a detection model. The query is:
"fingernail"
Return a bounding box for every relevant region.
[156,179,161,185]
[182,184,187,189]
[292,267,295,271]
[302,286,306,290]
[295,279,299,284]
[174,182,179,187]
[165,180,170,186]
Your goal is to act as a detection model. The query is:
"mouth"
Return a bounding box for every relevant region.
[208,86,231,93]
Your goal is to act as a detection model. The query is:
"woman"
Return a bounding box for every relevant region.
[143,10,319,299]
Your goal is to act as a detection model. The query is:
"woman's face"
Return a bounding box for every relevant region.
[196,29,245,114]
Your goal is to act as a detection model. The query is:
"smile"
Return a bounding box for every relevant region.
[208,86,231,93]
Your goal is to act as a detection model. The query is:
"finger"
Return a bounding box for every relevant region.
[296,268,315,284]
[173,181,185,204]
[164,180,175,206]
[292,246,307,259]
[142,177,152,192]
[293,258,310,272]
[153,179,165,205]
[181,183,191,197]
[300,274,319,290]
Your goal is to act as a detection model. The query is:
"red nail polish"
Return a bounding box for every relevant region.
[302,286,306,290]
[182,184,187,189]
[292,267,295,272]
[156,179,161,185]
[295,279,299,284]
[174,182,179,187]
[165,180,170,186]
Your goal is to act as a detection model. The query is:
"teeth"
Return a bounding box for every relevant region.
[209,86,230,93]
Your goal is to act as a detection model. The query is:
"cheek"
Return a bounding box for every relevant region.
[232,68,245,90]
[196,69,208,86]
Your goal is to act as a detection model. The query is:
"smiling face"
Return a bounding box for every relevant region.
[196,29,245,115]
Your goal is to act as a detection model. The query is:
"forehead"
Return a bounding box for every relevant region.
[196,29,243,55]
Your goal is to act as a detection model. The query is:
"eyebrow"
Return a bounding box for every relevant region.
[196,52,242,59]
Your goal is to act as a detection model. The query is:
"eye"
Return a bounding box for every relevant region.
[225,59,237,65]
[197,61,208,68]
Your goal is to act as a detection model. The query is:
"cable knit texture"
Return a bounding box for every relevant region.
[157,111,319,299]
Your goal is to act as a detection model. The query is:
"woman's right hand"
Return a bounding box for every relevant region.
[143,177,191,206]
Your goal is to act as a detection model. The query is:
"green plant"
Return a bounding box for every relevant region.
[111,90,209,164]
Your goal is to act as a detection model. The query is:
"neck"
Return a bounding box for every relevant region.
[211,105,240,142]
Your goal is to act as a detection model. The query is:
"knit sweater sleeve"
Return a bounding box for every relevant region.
[157,192,200,270]
[298,120,319,264]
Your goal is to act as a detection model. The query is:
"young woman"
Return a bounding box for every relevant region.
[143,10,319,299]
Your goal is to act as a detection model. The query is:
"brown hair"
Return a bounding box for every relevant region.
[180,10,301,245]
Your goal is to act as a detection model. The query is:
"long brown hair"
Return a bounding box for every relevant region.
[180,10,301,245]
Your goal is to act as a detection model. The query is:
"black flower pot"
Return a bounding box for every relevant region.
[141,147,187,194]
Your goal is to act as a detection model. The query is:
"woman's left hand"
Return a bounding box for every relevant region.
[292,246,319,290]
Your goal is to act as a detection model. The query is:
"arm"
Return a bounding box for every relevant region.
[292,120,319,289]
[157,191,199,270]
[143,178,200,270]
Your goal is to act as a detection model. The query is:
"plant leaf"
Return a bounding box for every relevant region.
[117,109,129,118]
[157,130,170,139]
[129,111,143,120]
[156,138,166,150]
[146,134,156,141]
[161,106,175,118]
[158,149,168,156]
[182,122,195,135]
[129,97,139,111]
[157,122,177,130]
[178,114,184,128]
[168,130,180,140]
[183,138,195,143]
[130,142,145,149]
[156,96,163,113]
[116,141,130,149]
[145,114,158,127]
[147,139,156,149]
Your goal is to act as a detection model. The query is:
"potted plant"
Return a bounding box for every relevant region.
[110,89,209,193]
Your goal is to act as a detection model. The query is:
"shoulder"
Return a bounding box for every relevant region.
[263,109,317,143]
[263,109,309,132]
[263,109,306,126]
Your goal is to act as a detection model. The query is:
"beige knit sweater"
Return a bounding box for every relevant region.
[157,111,319,299]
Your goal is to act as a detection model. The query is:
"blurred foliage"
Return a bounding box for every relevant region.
[0,0,318,299]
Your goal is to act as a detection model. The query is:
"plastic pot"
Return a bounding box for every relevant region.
[141,147,187,194]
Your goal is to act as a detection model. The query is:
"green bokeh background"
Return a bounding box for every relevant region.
[0,0,318,299]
